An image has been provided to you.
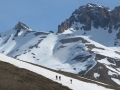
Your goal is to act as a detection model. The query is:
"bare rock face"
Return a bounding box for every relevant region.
[58,19,69,33]
[76,4,110,29]
[58,3,120,33]
[13,21,31,31]
[111,6,120,25]
[13,21,32,37]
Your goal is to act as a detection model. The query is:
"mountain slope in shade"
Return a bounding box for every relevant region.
[0,3,120,86]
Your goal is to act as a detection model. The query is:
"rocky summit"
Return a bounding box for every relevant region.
[13,21,32,31]
[58,3,120,33]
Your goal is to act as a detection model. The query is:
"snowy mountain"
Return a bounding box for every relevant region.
[0,3,120,86]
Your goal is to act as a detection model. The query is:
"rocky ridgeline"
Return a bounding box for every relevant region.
[13,21,31,31]
[58,3,120,33]
[13,21,32,37]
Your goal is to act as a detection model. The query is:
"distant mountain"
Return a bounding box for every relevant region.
[0,3,120,85]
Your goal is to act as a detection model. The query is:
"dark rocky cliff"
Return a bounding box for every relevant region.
[58,3,120,33]
[13,21,30,31]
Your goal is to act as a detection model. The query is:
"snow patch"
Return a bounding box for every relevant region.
[98,58,116,65]
[18,31,23,36]
[111,78,120,85]
[94,73,100,79]
[108,71,117,76]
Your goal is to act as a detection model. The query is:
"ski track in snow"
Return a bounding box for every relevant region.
[0,54,113,90]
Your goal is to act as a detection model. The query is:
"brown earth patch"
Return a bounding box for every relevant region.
[0,61,71,90]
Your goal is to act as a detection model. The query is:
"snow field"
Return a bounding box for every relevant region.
[0,54,113,90]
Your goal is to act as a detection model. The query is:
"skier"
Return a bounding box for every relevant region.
[56,75,58,80]
[70,79,72,84]
[59,76,61,81]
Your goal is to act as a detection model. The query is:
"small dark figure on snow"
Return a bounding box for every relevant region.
[56,75,58,80]
[59,76,61,81]
[70,79,72,84]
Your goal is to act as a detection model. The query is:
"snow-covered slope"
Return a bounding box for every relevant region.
[0,3,120,86]
[0,23,120,85]
[0,53,113,90]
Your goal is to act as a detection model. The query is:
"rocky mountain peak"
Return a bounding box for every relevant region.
[111,6,120,25]
[85,3,108,9]
[13,21,32,31]
[58,3,120,33]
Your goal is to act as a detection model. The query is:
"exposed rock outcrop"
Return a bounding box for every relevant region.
[13,21,32,37]
[13,21,31,31]
[58,19,69,33]
[58,3,120,33]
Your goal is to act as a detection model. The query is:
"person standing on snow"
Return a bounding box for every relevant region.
[56,75,58,80]
[59,76,61,81]
[70,79,72,84]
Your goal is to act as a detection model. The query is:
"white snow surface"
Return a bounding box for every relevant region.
[0,29,98,74]
[70,23,119,47]
[94,73,100,79]
[98,58,116,65]
[0,28,120,85]
[108,71,117,76]
[0,54,113,90]
[0,30,119,69]
[111,78,120,85]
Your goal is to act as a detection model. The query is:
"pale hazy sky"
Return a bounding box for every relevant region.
[0,0,120,32]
